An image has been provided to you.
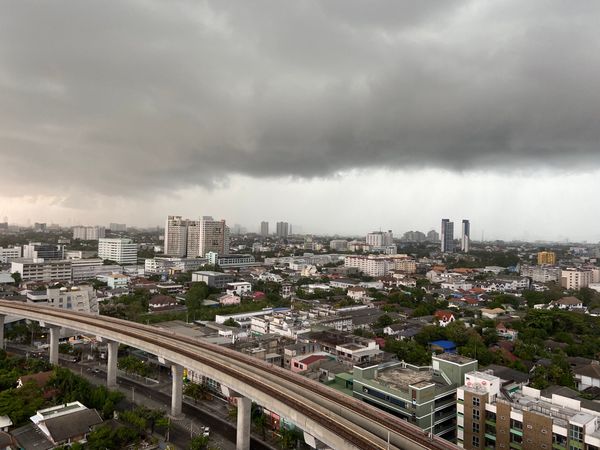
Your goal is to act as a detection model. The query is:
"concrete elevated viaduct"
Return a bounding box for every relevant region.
[0,301,459,450]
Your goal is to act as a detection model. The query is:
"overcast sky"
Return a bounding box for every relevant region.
[1,1,599,241]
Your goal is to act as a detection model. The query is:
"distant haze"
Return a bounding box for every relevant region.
[1,2,599,241]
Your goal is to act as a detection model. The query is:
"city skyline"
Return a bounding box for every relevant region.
[2,2,600,241]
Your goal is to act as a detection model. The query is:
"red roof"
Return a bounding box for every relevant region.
[299,355,328,366]
[253,291,266,299]
[435,310,454,321]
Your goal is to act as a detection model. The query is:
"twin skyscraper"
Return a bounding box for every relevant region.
[441,218,470,253]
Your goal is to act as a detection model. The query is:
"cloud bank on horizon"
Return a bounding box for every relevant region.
[1,0,600,199]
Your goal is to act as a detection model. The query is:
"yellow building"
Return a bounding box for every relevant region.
[537,251,556,265]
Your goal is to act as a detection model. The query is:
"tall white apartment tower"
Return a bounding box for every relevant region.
[260,221,269,237]
[199,216,230,256]
[461,219,470,253]
[186,220,201,258]
[441,219,454,253]
[276,222,289,238]
[164,216,188,257]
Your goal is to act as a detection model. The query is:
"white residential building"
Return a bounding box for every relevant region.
[47,285,99,314]
[164,216,189,257]
[344,254,414,277]
[72,226,105,240]
[329,240,348,251]
[206,252,255,268]
[226,282,252,296]
[199,216,230,256]
[0,246,22,263]
[561,268,594,290]
[98,238,137,265]
[11,259,72,282]
[520,264,561,283]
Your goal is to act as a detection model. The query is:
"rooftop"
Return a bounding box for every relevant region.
[376,364,438,391]
[433,352,476,365]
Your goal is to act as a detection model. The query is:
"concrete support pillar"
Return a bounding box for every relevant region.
[170,364,183,417]
[106,340,118,388]
[0,314,5,350]
[236,396,252,450]
[48,326,60,365]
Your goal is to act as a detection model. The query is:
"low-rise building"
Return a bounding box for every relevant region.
[71,258,122,282]
[47,285,99,314]
[206,252,257,268]
[191,271,234,288]
[101,273,130,289]
[12,402,103,449]
[11,259,72,283]
[434,310,456,327]
[0,246,22,263]
[226,282,252,296]
[350,353,477,441]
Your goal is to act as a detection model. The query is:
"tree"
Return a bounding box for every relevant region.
[189,434,210,450]
[11,271,21,286]
[223,318,240,328]
[184,382,208,404]
[277,427,303,449]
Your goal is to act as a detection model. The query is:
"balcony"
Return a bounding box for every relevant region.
[552,444,566,450]
[485,419,496,427]
[510,442,523,450]
[510,428,523,436]
[485,433,496,441]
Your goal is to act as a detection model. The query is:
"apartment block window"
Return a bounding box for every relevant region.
[473,397,480,407]
[473,422,480,433]
[473,409,480,420]
[472,436,479,448]
[510,419,523,430]
[569,425,583,442]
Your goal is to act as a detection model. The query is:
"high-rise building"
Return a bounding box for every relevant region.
[457,369,600,450]
[441,219,454,253]
[186,220,201,258]
[164,216,189,257]
[73,226,106,240]
[537,251,556,265]
[98,238,138,265]
[366,230,394,247]
[461,219,470,253]
[427,230,440,242]
[109,223,127,232]
[199,216,230,256]
[276,222,289,238]
[260,221,269,237]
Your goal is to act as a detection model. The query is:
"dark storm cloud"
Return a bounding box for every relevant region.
[1,0,600,197]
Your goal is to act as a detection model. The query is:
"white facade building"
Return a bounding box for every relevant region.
[0,246,22,263]
[199,216,230,256]
[226,282,252,296]
[72,226,105,240]
[98,238,137,265]
[47,285,99,314]
[561,268,594,290]
[11,259,72,282]
[164,216,189,257]
[344,254,415,277]
[71,258,122,282]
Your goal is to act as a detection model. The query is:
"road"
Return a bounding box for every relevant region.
[7,344,275,450]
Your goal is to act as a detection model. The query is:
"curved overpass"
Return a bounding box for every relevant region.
[0,300,459,450]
